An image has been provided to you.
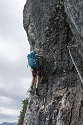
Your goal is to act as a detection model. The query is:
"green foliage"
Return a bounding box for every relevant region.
[18,98,28,125]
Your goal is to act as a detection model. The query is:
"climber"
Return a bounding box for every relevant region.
[27,50,43,96]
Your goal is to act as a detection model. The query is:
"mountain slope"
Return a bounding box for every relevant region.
[0,122,17,125]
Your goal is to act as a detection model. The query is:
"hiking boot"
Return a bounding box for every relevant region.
[35,88,39,97]
[29,86,33,93]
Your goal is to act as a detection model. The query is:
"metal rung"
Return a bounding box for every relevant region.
[67,45,77,48]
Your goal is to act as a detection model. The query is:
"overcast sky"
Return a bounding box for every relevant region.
[0,0,31,123]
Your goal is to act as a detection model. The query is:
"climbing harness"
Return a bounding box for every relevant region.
[67,45,83,85]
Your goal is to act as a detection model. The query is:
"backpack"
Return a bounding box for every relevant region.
[27,52,39,68]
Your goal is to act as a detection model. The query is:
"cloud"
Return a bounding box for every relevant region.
[0,0,26,41]
[0,0,31,123]
[0,113,18,123]
[0,39,22,62]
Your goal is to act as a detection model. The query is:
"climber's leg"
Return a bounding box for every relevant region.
[29,68,36,93]
[35,69,41,96]
[36,75,40,88]
[31,76,35,87]
[36,68,41,88]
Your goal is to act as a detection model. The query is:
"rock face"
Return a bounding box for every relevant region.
[23,0,83,125]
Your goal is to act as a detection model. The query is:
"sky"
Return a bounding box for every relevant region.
[0,0,31,123]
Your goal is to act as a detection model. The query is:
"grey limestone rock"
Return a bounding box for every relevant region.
[23,0,83,125]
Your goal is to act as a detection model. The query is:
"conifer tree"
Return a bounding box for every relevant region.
[18,98,28,125]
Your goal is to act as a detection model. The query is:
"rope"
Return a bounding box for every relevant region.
[53,36,83,85]
[54,38,83,85]
[68,46,83,85]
